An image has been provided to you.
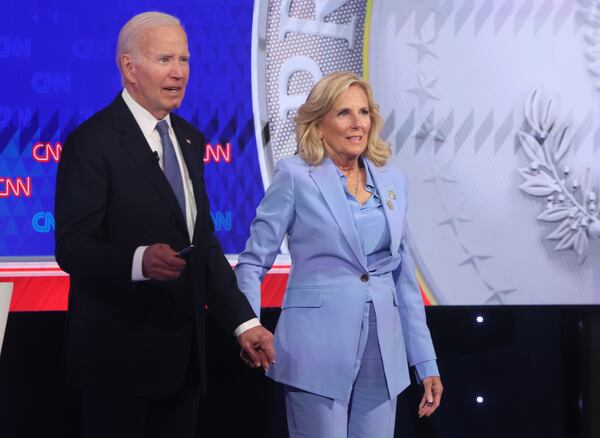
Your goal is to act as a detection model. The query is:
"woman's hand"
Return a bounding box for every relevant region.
[418,376,443,418]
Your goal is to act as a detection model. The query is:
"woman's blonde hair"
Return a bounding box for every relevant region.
[295,72,391,166]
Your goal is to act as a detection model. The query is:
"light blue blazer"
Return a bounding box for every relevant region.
[235,155,436,402]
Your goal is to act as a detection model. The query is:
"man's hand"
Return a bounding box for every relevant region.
[142,244,186,281]
[237,325,275,372]
[418,375,443,418]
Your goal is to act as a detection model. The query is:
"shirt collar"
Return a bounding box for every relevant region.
[122,88,173,137]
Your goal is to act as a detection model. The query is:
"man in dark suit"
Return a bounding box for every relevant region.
[54,11,274,438]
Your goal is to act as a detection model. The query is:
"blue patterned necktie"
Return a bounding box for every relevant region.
[156,120,186,215]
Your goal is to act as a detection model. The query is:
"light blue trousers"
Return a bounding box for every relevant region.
[284,302,397,438]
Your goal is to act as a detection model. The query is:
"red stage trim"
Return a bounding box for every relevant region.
[4,272,290,312]
[7,276,70,312]
[3,264,430,311]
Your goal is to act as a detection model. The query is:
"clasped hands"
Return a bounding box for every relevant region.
[238,326,275,372]
[142,244,276,372]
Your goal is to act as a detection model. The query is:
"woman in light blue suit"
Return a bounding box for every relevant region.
[235,72,443,437]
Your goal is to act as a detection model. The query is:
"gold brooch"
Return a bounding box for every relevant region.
[388,190,397,200]
[386,199,394,210]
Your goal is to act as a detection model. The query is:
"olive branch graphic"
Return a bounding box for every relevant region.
[517,89,600,263]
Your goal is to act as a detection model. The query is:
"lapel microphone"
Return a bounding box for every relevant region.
[153,151,160,164]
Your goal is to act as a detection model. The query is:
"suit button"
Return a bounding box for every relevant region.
[360,273,369,282]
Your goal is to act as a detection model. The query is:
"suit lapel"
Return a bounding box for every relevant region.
[310,158,368,271]
[111,96,188,235]
[367,159,402,255]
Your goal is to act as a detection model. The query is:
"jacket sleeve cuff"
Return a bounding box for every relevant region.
[413,360,439,383]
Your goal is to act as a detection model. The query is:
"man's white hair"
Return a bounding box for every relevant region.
[116,11,183,85]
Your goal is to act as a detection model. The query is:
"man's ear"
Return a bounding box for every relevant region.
[121,54,136,84]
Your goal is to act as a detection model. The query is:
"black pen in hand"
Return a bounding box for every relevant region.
[176,244,194,258]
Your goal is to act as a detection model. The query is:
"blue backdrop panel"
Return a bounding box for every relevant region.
[0,0,263,258]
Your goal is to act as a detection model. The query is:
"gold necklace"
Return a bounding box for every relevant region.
[352,168,360,200]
